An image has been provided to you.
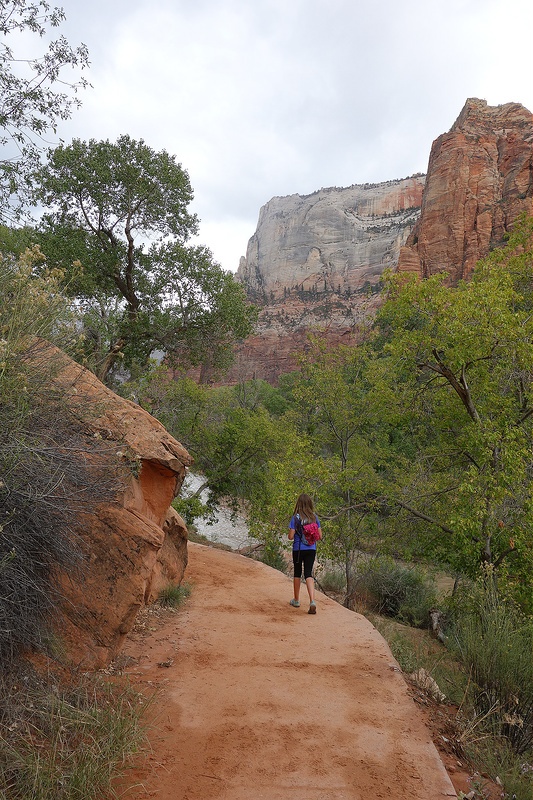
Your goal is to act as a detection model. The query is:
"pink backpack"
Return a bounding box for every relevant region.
[296,517,321,545]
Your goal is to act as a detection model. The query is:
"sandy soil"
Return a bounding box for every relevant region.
[116,542,459,800]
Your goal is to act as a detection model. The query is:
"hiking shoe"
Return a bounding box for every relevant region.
[289,599,300,608]
[308,602,317,614]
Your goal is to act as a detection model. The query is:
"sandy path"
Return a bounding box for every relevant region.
[118,543,458,800]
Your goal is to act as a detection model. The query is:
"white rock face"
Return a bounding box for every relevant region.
[237,176,425,299]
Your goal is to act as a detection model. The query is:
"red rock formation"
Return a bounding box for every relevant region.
[398,99,533,281]
[216,99,532,386]
[220,177,425,385]
[40,343,192,668]
[223,293,381,385]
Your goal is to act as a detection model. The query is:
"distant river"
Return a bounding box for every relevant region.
[181,472,255,551]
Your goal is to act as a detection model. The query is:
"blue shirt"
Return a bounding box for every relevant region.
[290,514,321,551]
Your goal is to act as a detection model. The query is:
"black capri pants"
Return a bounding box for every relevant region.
[293,549,316,580]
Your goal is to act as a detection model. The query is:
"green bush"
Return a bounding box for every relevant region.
[357,556,437,627]
[448,579,533,755]
[318,567,346,594]
[259,542,287,573]
[158,582,191,608]
[373,609,533,798]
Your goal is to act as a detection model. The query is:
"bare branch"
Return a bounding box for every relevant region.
[417,349,481,423]
[390,497,455,535]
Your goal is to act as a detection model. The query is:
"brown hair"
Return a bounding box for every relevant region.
[293,493,317,524]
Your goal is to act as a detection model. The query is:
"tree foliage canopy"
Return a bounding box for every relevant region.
[131,370,294,522]
[375,215,533,603]
[34,135,256,382]
[0,0,89,219]
[191,215,532,611]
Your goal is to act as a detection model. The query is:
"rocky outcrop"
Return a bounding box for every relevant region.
[238,177,425,300]
[227,99,532,385]
[229,177,424,384]
[41,344,192,669]
[398,99,533,281]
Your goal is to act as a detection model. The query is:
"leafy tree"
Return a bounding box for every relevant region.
[0,222,36,257]
[0,0,89,219]
[258,433,384,599]
[377,215,533,607]
[34,135,256,383]
[129,369,292,522]
[247,218,533,610]
[248,336,393,598]
[233,378,291,416]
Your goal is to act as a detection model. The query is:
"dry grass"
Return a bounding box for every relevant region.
[0,664,152,800]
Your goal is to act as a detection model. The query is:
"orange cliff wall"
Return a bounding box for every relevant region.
[398,99,533,281]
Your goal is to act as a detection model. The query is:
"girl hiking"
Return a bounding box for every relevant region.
[288,493,321,614]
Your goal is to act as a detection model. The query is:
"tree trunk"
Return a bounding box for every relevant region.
[96,338,125,383]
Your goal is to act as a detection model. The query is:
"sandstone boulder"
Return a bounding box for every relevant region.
[40,344,192,669]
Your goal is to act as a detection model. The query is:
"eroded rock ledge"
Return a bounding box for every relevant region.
[38,343,193,669]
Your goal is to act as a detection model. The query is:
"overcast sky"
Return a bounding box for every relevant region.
[53,0,533,271]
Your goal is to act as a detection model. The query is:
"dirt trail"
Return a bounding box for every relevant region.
[117,543,458,800]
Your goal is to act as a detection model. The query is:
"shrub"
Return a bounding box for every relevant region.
[356,556,437,627]
[318,567,346,594]
[259,542,287,572]
[449,579,533,755]
[158,582,191,608]
[0,253,122,670]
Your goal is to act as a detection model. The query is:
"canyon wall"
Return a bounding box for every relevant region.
[231,177,425,383]
[237,178,425,300]
[229,99,532,384]
[397,98,533,280]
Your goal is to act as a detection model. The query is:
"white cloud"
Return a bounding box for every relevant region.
[53,0,533,271]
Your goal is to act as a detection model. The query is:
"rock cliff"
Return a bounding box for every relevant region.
[229,99,532,384]
[237,178,425,300]
[39,343,192,669]
[398,99,533,280]
[231,177,425,383]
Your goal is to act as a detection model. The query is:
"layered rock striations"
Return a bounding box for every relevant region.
[232,177,425,383]
[238,178,425,300]
[229,99,532,384]
[398,99,533,280]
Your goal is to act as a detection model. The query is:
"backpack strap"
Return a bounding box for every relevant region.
[295,514,303,562]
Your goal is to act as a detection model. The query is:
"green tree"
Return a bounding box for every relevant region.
[377,215,533,607]
[130,369,292,522]
[0,0,89,219]
[34,135,255,383]
[248,218,533,610]
[250,336,392,598]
